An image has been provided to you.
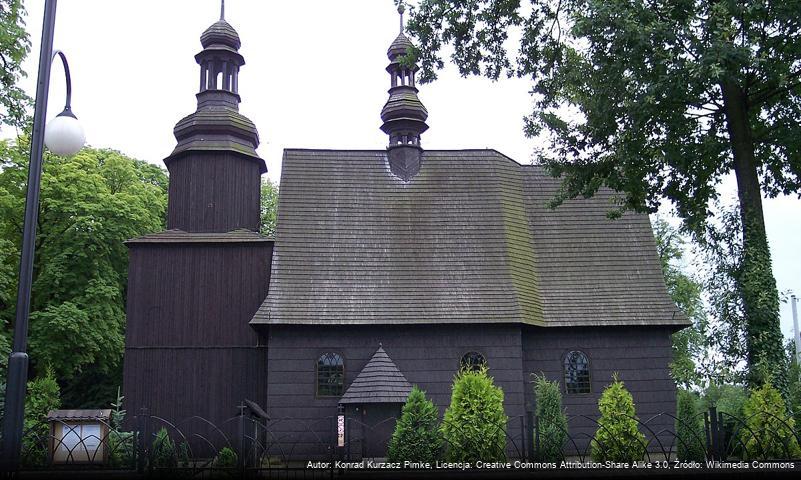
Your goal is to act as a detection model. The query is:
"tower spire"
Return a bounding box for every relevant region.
[220,0,225,20]
[398,3,404,33]
[380,5,429,181]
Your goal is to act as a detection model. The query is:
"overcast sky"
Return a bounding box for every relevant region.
[4,0,799,341]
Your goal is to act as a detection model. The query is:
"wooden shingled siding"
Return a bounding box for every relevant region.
[262,324,527,458]
[166,151,262,233]
[122,240,272,432]
[253,149,547,326]
[522,166,686,327]
[522,326,677,451]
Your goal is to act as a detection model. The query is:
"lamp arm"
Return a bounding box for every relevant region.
[51,50,74,117]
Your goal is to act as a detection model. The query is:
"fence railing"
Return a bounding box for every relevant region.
[13,404,801,475]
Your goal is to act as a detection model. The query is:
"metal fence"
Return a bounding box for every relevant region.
[12,404,801,477]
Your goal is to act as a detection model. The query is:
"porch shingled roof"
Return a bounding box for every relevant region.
[339,346,412,404]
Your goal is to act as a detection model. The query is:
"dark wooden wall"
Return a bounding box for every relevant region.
[522,325,677,451]
[123,241,272,428]
[262,324,527,458]
[166,151,262,233]
[261,324,677,459]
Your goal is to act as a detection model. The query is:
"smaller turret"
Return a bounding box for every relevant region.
[380,5,429,181]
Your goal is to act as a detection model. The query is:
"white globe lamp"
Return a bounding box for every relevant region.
[44,109,85,156]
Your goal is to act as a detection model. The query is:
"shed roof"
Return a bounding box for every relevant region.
[47,409,112,422]
[250,149,686,328]
[339,346,412,404]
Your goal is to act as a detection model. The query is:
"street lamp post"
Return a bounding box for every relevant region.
[0,0,84,471]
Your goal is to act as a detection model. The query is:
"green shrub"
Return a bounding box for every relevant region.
[152,427,177,468]
[740,382,801,459]
[109,430,135,468]
[387,386,442,463]
[214,447,238,468]
[675,389,705,462]
[532,374,567,461]
[591,374,646,462]
[21,365,61,467]
[441,367,507,462]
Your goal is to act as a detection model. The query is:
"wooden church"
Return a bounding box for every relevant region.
[122,5,688,459]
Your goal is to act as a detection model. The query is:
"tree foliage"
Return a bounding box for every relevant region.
[441,366,507,462]
[388,386,442,463]
[532,374,567,461]
[675,389,705,462]
[652,216,706,389]
[591,374,646,462]
[0,0,31,130]
[406,0,796,391]
[740,381,801,459]
[0,137,168,405]
[260,179,278,237]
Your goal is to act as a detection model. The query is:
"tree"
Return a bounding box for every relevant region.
[740,381,801,459]
[387,386,442,463]
[406,0,797,391]
[441,366,507,462]
[0,137,168,406]
[532,374,567,461]
[0,0,31,130]
[652,216,706,389]
[260,179,278,237]
[591,374,646,462]
[675,389,705,462]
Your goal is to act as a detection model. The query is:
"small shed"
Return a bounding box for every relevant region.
[47,409,112,465]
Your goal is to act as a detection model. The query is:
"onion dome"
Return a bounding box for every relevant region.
[200,20,241,51]
[387,32,414,59]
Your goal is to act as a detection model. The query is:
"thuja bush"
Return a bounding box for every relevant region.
[740,382,801,459]
[152,428,177,469]
[532,374,567,461]
[214,447,238,468]
[591,374,646,462]
[387,386,442,463]
[441,366,507,462]
[675,389,705,462]
[21,366,61,467]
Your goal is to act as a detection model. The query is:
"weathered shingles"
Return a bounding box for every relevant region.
[250,149,686,327]
[126,228,272,244]
[340,346,412,404]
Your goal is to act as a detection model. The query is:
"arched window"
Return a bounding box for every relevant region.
[564,351,591,394]
[317,353,344,397]
[460,351,487,371]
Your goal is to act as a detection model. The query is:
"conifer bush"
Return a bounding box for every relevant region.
[675,389,705,462]
[441,367,507,462]
[214,447,238,468]
[591,374,646,462]
[152,428,177,468]
[740,382,801,459]
[387,386,442,463]
[532,374,567,461]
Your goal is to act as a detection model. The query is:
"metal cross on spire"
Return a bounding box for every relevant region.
[220,0,225,20]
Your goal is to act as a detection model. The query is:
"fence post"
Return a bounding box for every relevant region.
[136,407,148,474]
[707,407,719,461]
[525,411,535,462]
[534,414,541,462]
[237,402,246,477]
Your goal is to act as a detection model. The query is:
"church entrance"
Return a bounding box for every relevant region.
[358,403,400,459]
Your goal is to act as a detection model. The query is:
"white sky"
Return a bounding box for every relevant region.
[3,0,799,341]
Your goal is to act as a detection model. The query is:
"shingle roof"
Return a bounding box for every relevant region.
[339,346,412,404]
[250,149,686,328]
[126,229,272,245]
[47,409,112,422]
